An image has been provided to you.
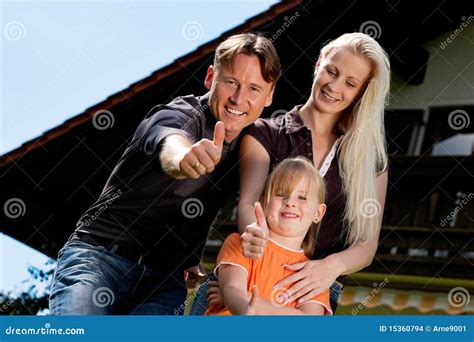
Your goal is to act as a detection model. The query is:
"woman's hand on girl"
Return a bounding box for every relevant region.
[275,257,342,304]
[240,202,269,259]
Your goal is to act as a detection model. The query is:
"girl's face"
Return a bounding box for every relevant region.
[265,179,323,239]
[310,48,372,115]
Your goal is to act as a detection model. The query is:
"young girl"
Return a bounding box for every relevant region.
[237,32,390,312]
[206,157,332,315]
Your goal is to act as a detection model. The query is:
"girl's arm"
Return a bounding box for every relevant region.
[238,135,271,259]
[247,286,326,315]
[217,264,251,315]
[218,265,326,315]
[276,171,388,303]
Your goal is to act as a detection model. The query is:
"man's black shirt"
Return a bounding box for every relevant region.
[77,93,239,272]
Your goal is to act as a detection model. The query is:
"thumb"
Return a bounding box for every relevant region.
[249,285,259,306]
[213,121,225,150]
[254,202,268,230]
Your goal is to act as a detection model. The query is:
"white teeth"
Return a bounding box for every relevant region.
[281,213,298,218]
[226,107,245,116]
[322,91,337,102]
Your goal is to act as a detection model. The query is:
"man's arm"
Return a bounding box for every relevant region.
[159,121,225,180]
[159,134,194,179]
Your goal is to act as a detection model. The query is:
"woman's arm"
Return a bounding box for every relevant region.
[277,171,388,303]
[237,135,271,232]
[238,135,272,259]
[325,170,388,274]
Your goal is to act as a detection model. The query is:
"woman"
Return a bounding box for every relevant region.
[205,32,390,313]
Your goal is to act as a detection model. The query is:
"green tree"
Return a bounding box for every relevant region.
[0,261,54,315]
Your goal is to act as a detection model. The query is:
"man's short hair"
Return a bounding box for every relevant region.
[213,33,281,85]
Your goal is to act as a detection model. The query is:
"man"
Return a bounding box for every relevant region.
[49,33,281,315]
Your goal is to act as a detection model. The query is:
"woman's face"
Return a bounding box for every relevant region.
[310,48,372,115]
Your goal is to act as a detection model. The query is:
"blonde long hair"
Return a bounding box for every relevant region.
[260,157,326,258]
[320,33,390,246]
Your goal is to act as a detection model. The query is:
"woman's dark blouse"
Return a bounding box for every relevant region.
[246,106,349,284]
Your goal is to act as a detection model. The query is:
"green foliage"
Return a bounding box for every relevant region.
[0,261,55,315]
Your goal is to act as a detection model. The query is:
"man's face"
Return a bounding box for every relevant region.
[204,53,274,143]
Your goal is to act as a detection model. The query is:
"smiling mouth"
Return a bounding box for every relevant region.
[281,212,299,218]
[321,90,339,103]
[225,106,246,117]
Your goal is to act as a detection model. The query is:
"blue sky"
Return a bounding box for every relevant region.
[2,0,278,155]
[1,0,278,295]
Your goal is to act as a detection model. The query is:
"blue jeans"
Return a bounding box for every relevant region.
[49,233,187,315]
[189,273,216,315]
[329,282,343,313]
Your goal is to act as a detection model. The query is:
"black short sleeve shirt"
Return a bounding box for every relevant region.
[77,93,239,272]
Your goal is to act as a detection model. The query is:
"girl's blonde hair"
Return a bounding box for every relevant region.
[260,157,326,257]
[320,32,390,246]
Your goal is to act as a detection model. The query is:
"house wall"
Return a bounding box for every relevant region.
[389,18,474,110]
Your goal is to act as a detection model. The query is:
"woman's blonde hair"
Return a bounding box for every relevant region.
[320,32,390,246]
[260,157,326,257]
